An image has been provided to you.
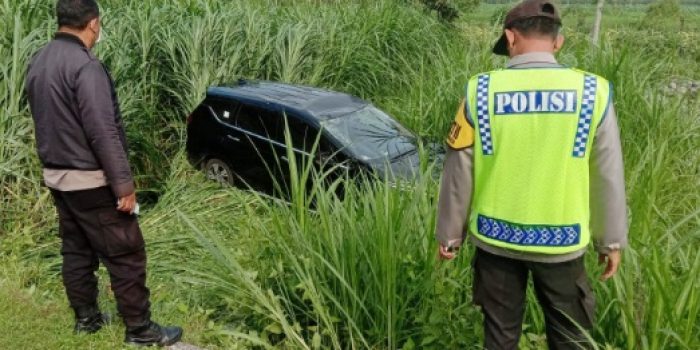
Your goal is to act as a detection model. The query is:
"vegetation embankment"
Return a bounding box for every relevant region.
[1,0,698,349]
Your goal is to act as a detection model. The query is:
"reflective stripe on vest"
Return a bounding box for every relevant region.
[466,68,611,254]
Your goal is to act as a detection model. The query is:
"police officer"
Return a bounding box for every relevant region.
[25,0,182,346]
[435,0,628,349]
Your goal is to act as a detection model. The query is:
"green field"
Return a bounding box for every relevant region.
[1,0,698,349]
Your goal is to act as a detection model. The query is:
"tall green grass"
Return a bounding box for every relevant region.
[1,0,698,349]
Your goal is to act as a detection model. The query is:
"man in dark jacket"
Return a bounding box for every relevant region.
[25,0,182,346]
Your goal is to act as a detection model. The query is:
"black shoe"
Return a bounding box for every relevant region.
[73,305,111,334]
[124,321,183,347]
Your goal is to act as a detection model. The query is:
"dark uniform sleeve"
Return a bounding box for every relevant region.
[75,60,135,198]
[436,99,475,247]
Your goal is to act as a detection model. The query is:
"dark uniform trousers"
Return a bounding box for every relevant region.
[472,248,596,350]
[50,186,151,326]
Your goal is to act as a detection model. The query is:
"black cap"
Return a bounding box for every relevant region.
[492,0,562,56]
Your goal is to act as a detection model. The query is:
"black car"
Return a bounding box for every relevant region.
[186,79,422,194]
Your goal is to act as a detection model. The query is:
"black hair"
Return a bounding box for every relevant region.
[508,17,561,40]
[56,0,99,29]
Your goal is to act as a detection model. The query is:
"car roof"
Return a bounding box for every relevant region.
[206,80,369,121]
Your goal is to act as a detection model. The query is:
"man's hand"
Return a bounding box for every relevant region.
[438,244,458,260]
[117,192,136,214]
[598,250,621,281]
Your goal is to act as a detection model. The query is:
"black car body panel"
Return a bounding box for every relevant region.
[186,80,424,194]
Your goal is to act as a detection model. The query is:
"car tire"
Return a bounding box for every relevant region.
[204,158,235,186]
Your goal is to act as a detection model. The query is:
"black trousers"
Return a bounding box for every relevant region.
[50,187,151,326]
[472,248,596,350]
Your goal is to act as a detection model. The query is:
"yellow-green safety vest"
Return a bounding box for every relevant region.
[465,68,611,254]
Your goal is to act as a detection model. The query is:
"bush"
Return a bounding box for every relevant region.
[489,5,509,25]
[454,0,482,16]
[414,0,481,22]
[561,6,588,34]
[643,0,683,29]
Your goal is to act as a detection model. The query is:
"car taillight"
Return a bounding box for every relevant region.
[186,113,194,125]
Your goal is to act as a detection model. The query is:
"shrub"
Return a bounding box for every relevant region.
[643,0,683,29]
[490,5,510,25]
[414,0,481,22]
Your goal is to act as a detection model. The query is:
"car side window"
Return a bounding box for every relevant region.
[205,99,238,123]
[282,114,319,152]
[234,104,282,141]
[289,118,341,160]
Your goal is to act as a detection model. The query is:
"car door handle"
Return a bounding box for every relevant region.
[226,135,240,142]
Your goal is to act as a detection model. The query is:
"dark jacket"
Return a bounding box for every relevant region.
[25,32,134,197]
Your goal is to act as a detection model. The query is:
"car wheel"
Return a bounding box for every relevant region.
[205,158,235,186]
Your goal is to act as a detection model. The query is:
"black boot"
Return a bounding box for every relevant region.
[124,320,183,346]
[73,304,110,334]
